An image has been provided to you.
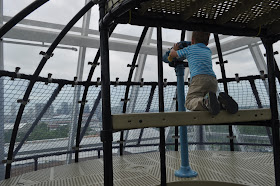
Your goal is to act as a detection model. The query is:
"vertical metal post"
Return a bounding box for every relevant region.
[174,64,197,178]
[137,84,156,145]
[67,0,92,164]
[34,158,38,171]
[99,1,113,185]
[127,28,154,113]
[119,26,149,155]
[264,38,280,186]
[214,34,234,151]
[157,26,166,186]
[175,100,179,151]
[249,43,280,116]
[0,0,4,180]
[249,79,273,144]
[124,27,154,152]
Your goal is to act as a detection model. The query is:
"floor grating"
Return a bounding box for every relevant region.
[0,150,275,186]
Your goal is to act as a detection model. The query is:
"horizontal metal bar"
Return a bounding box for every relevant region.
[1,23,262,57]
[5,141,271,164]
[3,16,173,47]
[2,39,78,51]
[0,70,269,86]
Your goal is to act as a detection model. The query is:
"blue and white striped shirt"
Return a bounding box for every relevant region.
[177,43,216,80]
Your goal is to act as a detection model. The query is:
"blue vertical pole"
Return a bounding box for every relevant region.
[174,64,197,178]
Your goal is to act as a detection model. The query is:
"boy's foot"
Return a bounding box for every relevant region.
[203,92,220,115]
[218,92,238,114]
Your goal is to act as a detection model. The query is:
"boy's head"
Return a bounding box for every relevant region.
[191,31,210,45]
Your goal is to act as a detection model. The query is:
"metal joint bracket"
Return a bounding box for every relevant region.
[114,78,119,87]
[235,73,240,83]
[164,78,167,87]
[227,135,236,140]
[17,99,30,105]
[117,140,125,144]
[72,77,78,87]
[88,61,100,67]
[2,159,13,164]
[260,70,265,80]
[121,98,130,103]
[140,78,144,87]
[11,67,21,80]
[187,78,191,87]
[72,146,80,151]
[264,51,278,56]
[100,130,113,142]
[172,135,180,139]
[95,77,101,87]
[127,64,138,69]
[78,100,88,105]
[45,73,53,85]
[39,51,54,59]
[216,60,228,65]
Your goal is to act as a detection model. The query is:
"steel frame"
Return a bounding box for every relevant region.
[262,37,280,185]
[0,0,279,185]
[2,0,97,179]
[214,34,235,151]
[119,26,149,155]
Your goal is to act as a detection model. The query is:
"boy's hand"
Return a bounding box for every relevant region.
[169,48,178,58]
[173,43,180,51]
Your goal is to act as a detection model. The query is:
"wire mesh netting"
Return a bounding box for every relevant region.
[0,74,275,177]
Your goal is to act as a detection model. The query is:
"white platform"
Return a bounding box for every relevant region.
[0,150,275,186]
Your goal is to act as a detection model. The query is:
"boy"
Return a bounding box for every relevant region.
[169,31,238,115]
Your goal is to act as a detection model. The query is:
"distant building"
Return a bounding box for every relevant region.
[56,102,71,115]
[35,103,44,117]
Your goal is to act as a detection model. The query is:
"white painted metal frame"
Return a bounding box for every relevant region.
[67,0,92,164]
[122,28,154,153]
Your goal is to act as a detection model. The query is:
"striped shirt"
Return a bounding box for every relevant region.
[177,43,216,80]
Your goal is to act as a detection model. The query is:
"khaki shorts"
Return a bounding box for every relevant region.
[185,74,218,111]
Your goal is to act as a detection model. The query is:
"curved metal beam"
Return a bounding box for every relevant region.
[4,0,96,179]
[119,26,149,155]
[74,23,117,163]
[0,0,49,38]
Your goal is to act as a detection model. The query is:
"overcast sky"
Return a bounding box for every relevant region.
[2,0,280,83]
